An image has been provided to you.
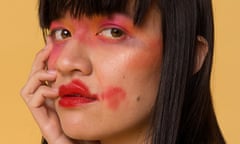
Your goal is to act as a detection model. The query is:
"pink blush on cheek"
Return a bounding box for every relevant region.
[101,87,126,111]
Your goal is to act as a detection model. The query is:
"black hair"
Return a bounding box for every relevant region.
[151,0,225,143]
[38,0,225,143]
[39,0,153,37]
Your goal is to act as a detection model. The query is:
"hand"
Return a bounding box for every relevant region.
[20,38,75,144]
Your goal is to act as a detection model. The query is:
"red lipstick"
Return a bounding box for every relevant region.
[58,80,98,108]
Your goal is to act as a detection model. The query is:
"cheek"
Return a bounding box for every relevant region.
[101,87,126,111]
[129,40,162,69]
[47,45,62,69]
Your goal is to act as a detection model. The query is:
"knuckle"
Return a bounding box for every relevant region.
[36,86,50,97]
[20,85,29,98]
[20,86,25,96]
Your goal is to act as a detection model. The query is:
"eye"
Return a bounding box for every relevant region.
[50,28,72,41]
[97,28,125,39]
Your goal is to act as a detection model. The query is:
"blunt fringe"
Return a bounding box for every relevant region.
[39,0,153,29]
[38,0,225,144]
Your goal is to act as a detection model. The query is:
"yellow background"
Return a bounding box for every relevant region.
[0,0,239,143]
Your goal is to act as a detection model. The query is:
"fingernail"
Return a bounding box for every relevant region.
[47,70,57,75]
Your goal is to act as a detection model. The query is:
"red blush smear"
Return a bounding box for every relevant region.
[48,44,62,69]
[102,87,126,111]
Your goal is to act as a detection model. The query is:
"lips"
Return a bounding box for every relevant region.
[58,80,98,107]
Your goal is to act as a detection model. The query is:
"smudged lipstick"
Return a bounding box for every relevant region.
[58,80,98,108]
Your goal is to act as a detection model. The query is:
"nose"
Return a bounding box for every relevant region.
[54,39,92,76]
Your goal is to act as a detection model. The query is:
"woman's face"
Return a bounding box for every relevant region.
[47,8,163,143]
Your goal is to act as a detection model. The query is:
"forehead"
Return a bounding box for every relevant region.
[39,0,156,28]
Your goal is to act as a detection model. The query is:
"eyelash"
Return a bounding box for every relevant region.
[49,27,127,42]
[97,27,126,40]
[49,28,72,41]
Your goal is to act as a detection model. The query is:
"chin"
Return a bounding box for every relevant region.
[60,119,101,141]
[62,126,96,140]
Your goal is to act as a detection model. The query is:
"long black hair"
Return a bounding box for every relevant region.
[38,0,225,143]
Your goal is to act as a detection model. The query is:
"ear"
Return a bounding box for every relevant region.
[193,35,209,74]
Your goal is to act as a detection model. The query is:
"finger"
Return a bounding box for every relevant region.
[29,100,60,136]
[21,70,57,100]
[30,37,53,76]
[45,98,56,110]
[27,86,58,108]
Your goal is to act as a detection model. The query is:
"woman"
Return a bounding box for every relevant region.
[21,0,225,143]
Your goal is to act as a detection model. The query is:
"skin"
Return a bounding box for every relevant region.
[21,7,163,144]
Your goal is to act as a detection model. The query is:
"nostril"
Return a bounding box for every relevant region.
[71,69,82,73]
[70,63,92,75]
[55,56,93,76]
